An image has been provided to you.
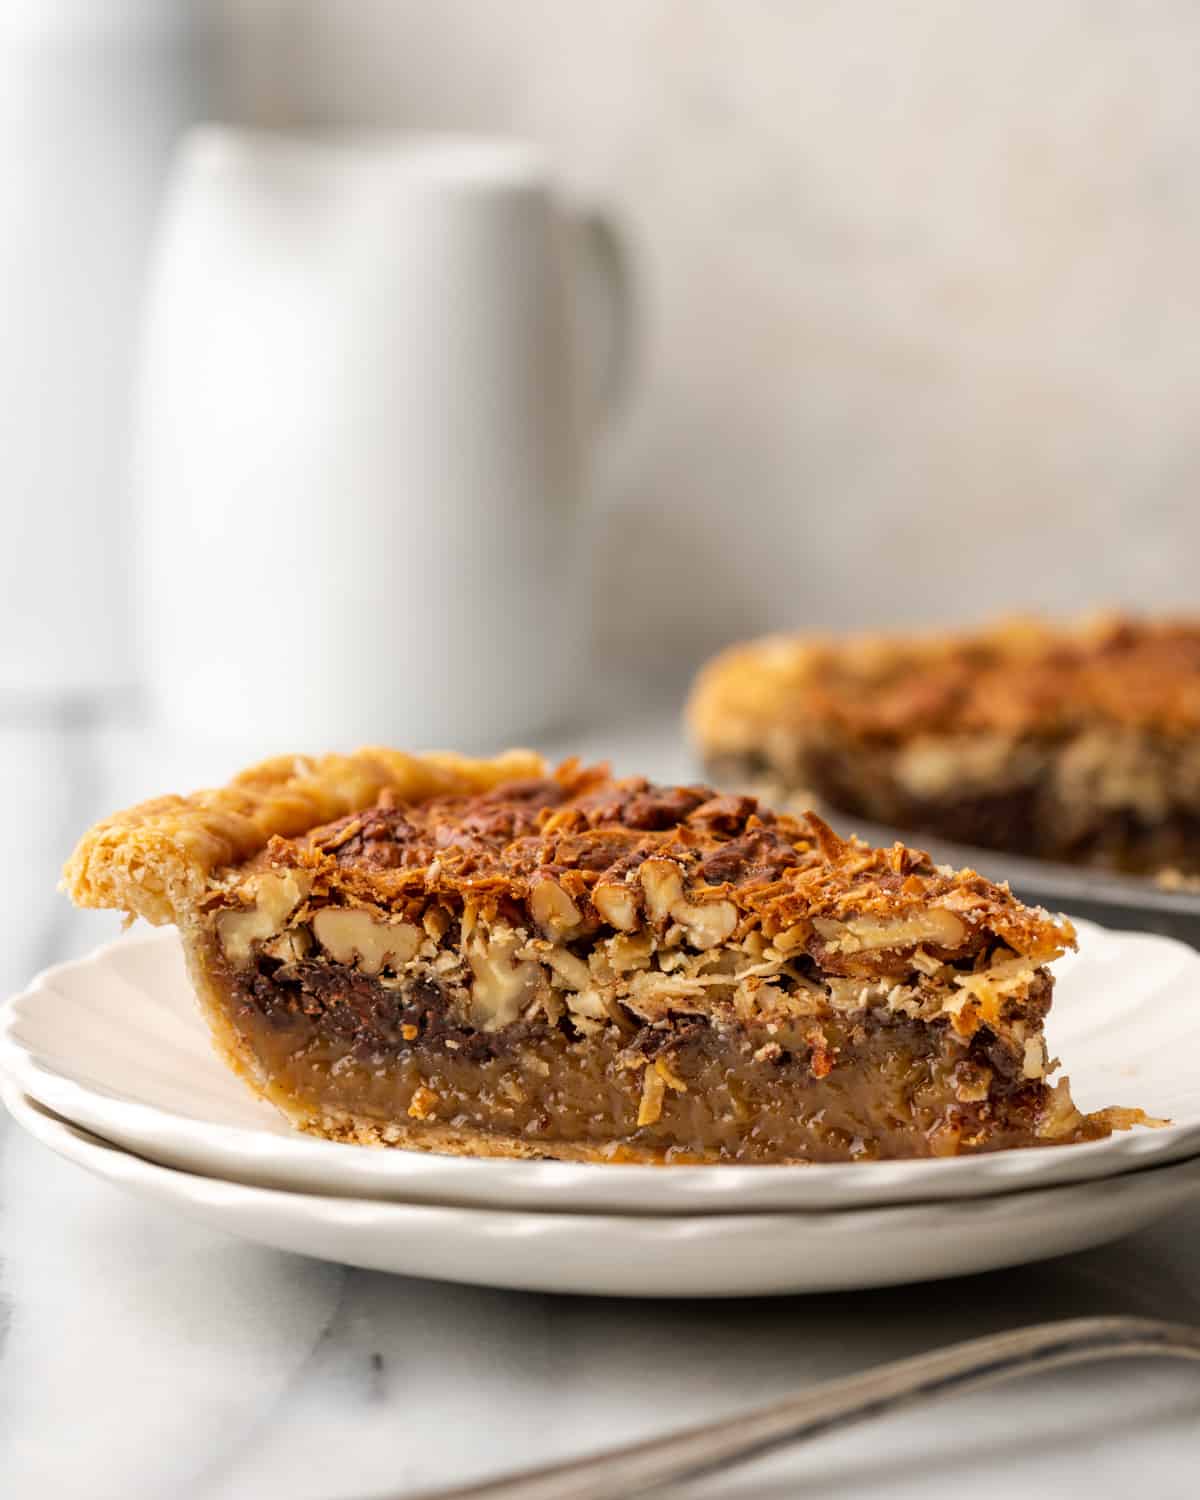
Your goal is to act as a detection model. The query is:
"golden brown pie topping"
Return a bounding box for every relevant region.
[239,760,1074,980]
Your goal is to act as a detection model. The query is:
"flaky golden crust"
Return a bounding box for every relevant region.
[688,615,1200,749]
[272,1112,760,1164]
[62,747,544,927]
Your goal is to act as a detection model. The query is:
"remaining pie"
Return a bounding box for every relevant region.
[688,615,1200,875]
[62,748,1145,1163]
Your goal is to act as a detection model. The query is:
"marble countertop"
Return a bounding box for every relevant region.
[2,713,1199,1499]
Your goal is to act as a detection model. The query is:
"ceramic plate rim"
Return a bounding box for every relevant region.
[7,1079,1199,1233]
[4,922,1200,1215]
[7,1081,1200,1297]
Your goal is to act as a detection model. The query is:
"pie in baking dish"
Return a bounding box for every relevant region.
[688,615,1200,875]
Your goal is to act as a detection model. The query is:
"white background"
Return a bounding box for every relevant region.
[219,0,1200,678]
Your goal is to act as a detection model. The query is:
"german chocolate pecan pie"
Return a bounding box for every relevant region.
[689,616,1200,875]
[63,748,1143,1163]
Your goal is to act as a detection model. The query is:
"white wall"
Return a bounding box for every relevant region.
[226,0,1200,679]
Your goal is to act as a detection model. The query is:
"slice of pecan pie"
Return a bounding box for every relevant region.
[63,748,1141,1163]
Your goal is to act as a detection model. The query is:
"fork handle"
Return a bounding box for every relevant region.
[392,1316,1200,1500]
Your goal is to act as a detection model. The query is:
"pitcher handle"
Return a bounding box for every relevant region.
[570,209,636,432]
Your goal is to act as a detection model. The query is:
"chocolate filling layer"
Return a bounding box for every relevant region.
[228,957,1068,1163]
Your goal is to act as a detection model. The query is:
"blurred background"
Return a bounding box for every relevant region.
[225,1,1200,664]
[5,0,1200,992]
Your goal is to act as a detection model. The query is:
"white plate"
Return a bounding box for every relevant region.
[3,922,1199,1215]
[6,1083,1200,1299]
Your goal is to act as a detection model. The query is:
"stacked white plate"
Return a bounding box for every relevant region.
[4,921,1200,1298]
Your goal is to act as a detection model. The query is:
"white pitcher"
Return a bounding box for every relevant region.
[134,127,632,754]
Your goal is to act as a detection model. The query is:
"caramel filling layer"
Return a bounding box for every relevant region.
[224,955,1089,1163]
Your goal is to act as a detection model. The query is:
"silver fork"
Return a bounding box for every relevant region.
[392,1316,1200,1500]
